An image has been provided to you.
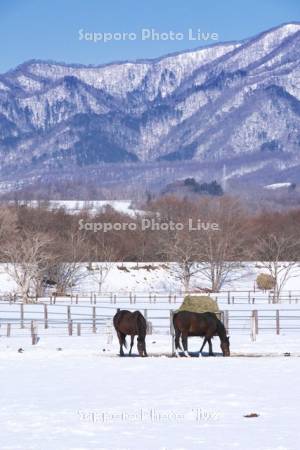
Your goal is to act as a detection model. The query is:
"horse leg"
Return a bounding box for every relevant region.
[181,333,190,357]
[117,331,125,357]
[208,338,214,356]
[142,337,148,357]
[129,335,134,356]
[199,337,207,355]
[174,329,182,357]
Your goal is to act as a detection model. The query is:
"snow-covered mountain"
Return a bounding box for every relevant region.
[1,23,300,195]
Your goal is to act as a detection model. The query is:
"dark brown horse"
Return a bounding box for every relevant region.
[173,311,230,357]
[113,309,148,357]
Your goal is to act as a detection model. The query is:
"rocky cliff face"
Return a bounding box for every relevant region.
[1,23,300,194]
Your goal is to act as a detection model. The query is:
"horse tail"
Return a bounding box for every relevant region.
[134,311,147,337]
[172,312,177,329]
[172,313,182,350]
[113,309,127,348]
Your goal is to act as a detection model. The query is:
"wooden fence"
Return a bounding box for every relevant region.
[1,303,300,343]
[2,289,300,305]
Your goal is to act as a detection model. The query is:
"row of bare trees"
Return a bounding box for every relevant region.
[0,196,300,301]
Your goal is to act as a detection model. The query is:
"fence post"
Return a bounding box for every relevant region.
[77,323,81,336]
[254,310,258,334]
[93,306,96,333]
[7,323,11,337]
[68,320,73,336]
[76,294,79,304]
[67,306,71,323]
[227,291,230,304]
[250,310,258,341]
[44,304,48,329]
[31,320,38,345]
[276,310,280,335]
[20,304,24,329]
[223,310,229,333]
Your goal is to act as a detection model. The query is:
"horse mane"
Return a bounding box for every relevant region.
[216,317,228,342]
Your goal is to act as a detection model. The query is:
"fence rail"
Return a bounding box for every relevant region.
[2,289,300,305]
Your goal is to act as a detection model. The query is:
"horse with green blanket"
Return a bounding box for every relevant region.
[173,295,230,357]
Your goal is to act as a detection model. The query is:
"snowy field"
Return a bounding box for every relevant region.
[0,333,300,450]
[1,261,300,449]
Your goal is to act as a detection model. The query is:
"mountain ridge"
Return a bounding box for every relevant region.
[1,22,300,197]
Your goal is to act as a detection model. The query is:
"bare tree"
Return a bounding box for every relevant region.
[197,198,246,292]
[45,231,89,295]
[88,244,117,293]
[255,234,300,302]
[161,229,201,292]
[2,230,53,302]
[0,207,17,246]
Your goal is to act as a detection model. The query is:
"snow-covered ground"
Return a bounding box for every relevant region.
[1,261,300,449]
[264,182,292,190]
[1,262,300,296]
[0,333,300,450]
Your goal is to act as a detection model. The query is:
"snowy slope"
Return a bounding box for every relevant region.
[1,262,300,295]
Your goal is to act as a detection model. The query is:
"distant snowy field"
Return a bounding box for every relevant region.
[6,200,140,217]
[0,334,300,450]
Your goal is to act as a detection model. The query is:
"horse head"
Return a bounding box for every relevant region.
[137,336,146,357]
[220,336,230,357]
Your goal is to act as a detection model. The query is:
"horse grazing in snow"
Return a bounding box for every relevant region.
[113,309,148,357]
[173,311,230,357]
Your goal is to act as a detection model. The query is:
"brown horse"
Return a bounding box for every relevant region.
[113,309,148,357]
[173,311,230,357]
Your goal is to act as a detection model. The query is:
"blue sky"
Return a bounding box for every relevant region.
[0,0,299,73]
